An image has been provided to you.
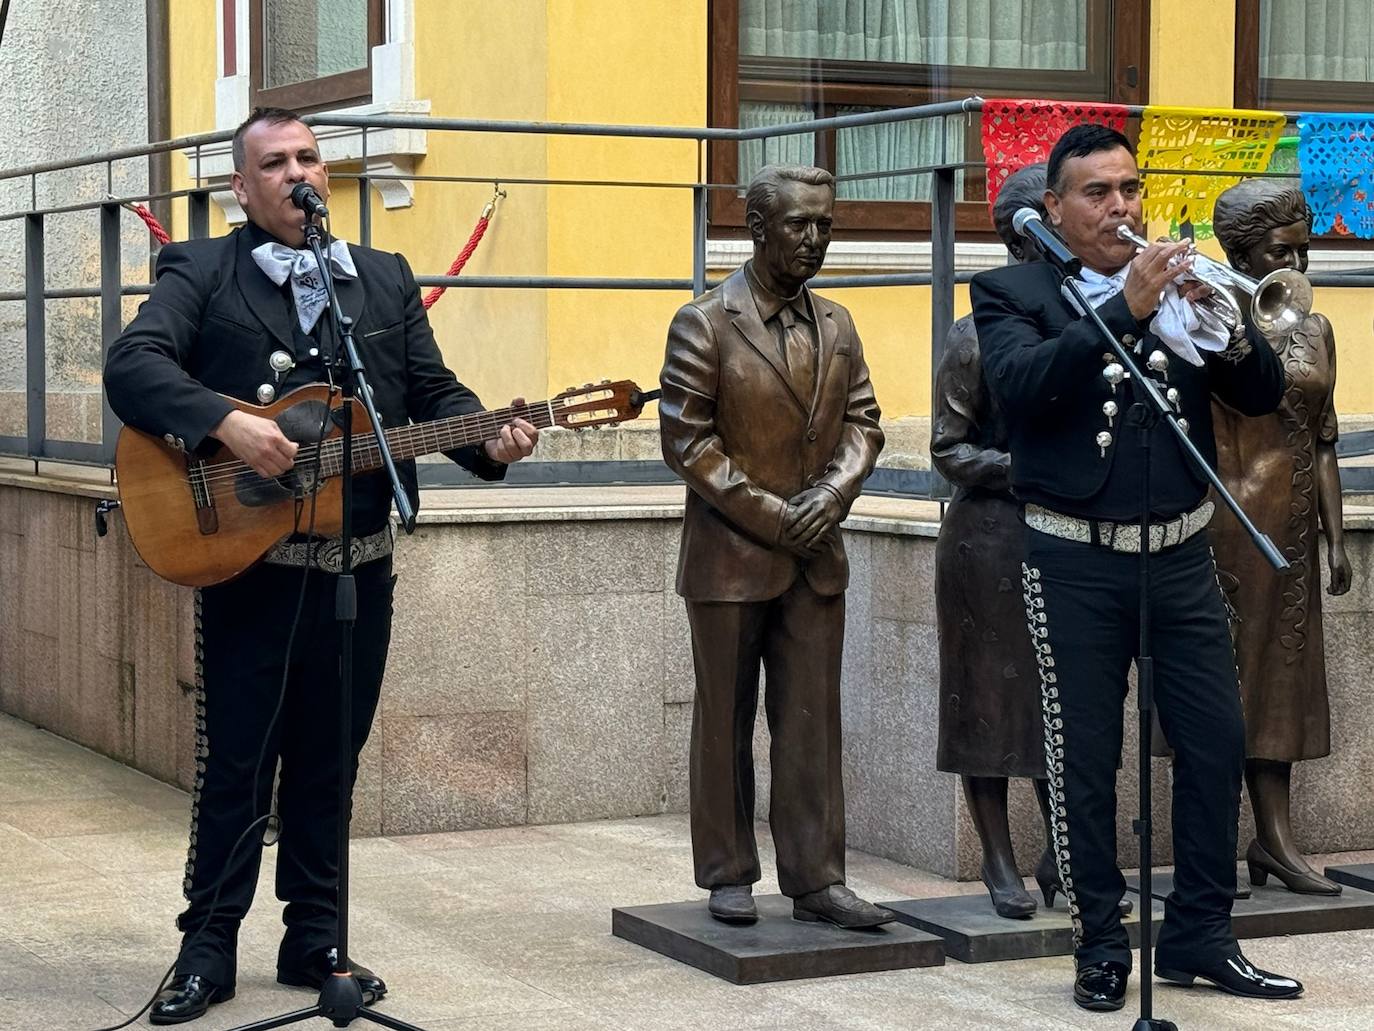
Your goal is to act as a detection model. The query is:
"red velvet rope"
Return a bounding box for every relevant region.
[127,202,171,245]
[123,197,496,307]
[422,210,493,309]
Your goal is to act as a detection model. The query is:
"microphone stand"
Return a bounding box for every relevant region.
[224,214,424,1031]
[1037,239,1288,1031]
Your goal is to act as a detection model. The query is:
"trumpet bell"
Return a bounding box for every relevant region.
[1250,268,1312,337]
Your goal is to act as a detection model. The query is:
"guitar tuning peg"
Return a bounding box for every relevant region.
[600,378,610,385]
[583,382,592,389]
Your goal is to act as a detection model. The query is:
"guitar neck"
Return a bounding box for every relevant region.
[327,400,558,475]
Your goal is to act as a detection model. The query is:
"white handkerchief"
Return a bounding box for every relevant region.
[251,239,358,335]
[1060,263,1228,367]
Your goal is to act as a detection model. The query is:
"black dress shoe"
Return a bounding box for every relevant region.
[149,973,235,1025]
[792,884,895,929]
[708,884,758,924]
[278,948,387,1001]
[1073,960,1129,1012]
[1156,951,1303,999]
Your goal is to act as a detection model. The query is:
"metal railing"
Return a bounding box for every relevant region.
[1,97,1371,497]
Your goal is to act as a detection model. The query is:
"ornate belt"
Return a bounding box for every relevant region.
[1025,500,1214,554]
[263,524,395,573]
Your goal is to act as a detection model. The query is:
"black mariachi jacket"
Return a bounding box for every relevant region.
[103,224,506,520]
[970,260,1284,513]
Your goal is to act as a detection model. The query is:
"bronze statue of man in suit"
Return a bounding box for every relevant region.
[659,164,888,929]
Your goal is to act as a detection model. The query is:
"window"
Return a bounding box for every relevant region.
[249,0,384,111]
[1236,0,1374,110]
[709,0,1149,233]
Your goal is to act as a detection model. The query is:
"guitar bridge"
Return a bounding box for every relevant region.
[187,459,219,535]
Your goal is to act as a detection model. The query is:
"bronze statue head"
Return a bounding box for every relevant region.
[1214,178,1313,278]
[745,165,836,297]
[991,162,1049,263]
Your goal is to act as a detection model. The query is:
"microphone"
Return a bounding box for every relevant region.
[289,182,329,219]
[1012,207,1082,277]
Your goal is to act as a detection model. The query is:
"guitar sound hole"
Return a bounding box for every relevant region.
[232,399,332,508]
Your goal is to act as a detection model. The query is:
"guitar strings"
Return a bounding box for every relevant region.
[191,400,552,485]
[188,400,564,491]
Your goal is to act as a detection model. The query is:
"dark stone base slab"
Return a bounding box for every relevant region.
[1128,866,1374,939]
[1325,864,1374,893]
[611,895,945,984]
[880,892,1162,963]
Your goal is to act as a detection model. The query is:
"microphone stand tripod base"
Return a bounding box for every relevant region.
[1133,1020,1178,1031]
[320,973,367,1027]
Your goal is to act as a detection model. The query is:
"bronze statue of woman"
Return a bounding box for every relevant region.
[933,164,1059,918]
[1211,177,1351,895]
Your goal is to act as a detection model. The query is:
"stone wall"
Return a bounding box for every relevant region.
[4,473,1374,881]
[0,476,696,839]
[0,0,152,440]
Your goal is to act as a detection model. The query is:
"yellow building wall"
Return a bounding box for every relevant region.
[403,0,550,409]
[167,0,225,241]
[544,0,706,406]
[1150,0,1235,109]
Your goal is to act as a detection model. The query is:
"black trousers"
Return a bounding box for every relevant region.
[685,576,847,899]
[176,557,395,987]
[1024,529,1243,971]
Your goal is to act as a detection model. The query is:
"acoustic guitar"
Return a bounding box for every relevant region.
[114,380,660,587]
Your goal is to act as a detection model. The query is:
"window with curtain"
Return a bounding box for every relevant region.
[710,0,1149,233]
[250,0,384,112]
[1236,0,1374,109]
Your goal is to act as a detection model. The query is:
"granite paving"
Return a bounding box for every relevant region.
[2,712,1372,1031]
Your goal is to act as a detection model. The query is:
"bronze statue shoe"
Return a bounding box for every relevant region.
[792,884,894,929]
[1246,839,1342,896]
[1035,847,1133,916]
[707,884,758,924]
[981,861,1036,920]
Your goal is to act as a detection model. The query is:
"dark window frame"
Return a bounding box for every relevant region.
[708,0,1150,236]
[248,0,384,112]
[1234,0,1374,110]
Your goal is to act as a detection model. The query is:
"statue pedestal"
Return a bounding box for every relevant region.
[880,893,1161,963]
[611,895,944,984]
[1326,864,1374,893]
[1129,866,1374,938]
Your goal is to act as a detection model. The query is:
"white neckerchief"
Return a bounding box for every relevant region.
[251,239,358,335]
[1060,262,1229,367]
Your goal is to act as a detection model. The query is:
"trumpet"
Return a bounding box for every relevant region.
[1114,224,1312,337]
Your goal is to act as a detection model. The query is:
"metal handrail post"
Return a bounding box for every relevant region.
[24,213,45,460]
[929,161,956,501]
[359,126,371,248]
[99,203,122,464]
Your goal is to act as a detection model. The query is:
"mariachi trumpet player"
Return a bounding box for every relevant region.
[971,123,1303,1013]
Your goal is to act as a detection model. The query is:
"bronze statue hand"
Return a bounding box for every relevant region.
[1328,542,1352,596]
[783,486,841,552]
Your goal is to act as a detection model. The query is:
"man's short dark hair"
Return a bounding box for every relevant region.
[1046,124,1134,194]
[231,107,310,171]
[744,165,836,225]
